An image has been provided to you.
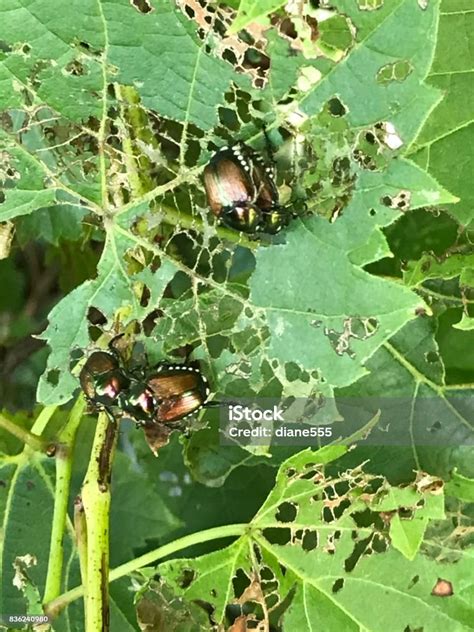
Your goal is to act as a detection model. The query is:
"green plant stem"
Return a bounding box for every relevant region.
[161,202,259,250]
[44,523,248,618]
[31,405,58,435]
[115,84,156,197]
[81,412,120,632]
[74,496,88,600]
[0,413,49,452]
[43,397,86,604]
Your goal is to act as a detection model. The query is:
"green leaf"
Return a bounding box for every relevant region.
[389,514,428,560]
[249,217,425,388]
[453,314,474,331]
[135,579,210,631]
[0,457,79,627]
[109,1,237,129]
[445,469,474,502]
[410,0,474,225]
[337,316,474,478]
[15,205,86,246]
[404,253,474,288]
[276,544,472,631]
[299,0,441,144]
[161,539,251,623]
[110,452,182,567]
[159,449,472,630]
[132,431,277,533]
[436,308,474,385]
[229,0,286,33]
[37,214,179,404]
[0,133,61,222]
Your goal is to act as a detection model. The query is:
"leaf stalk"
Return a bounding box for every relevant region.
[44,523,249,618]
[80,412,120,632]
[43,396,86,603]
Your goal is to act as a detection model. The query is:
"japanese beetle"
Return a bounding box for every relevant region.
[79,351,130,408]
[204,143,289,234]
[79,343,214,428]
[122,364,211,425]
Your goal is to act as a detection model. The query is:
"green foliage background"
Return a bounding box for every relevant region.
[0,0,473,630]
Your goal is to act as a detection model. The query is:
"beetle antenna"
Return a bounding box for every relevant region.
[204,399,238,409]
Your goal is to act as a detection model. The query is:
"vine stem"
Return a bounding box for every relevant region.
[44,523,249,618]
[154,201,259,251]
[30,405,58,435]
[0,413,49,453]
[43,396,86,603]
[74,496,88,589]
[80,412,120,632]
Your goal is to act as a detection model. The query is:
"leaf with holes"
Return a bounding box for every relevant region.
[158,447,473,630]
[336,317,474,480]
[37,209,179,404]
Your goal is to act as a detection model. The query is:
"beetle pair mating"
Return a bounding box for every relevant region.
[204,142,290,235]
[79,349,211,427]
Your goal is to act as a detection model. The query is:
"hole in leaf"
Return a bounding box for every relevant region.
[431,578,453,597]
[262,527,291,545]
[218,107,239,131]
[408,575,420,589]
[344,535,373,572]
[377,59,413,85]
[425,351,439,364]
[130,0,154,13]
[251,543,263,566]
[140,285,151,308]
[301,530,318,551]
[357,0,384,10]
[47,370,60,386]
[87,307,107,325]
[280,18,297,39]
[184,4,195,18]
[222,48,238,66]
[260,566,275,581]
[275,502,297,523]
[0,191,5,204]
[177,568,195,589]
[369,208,376,216]
[398,507,414,519]
[142,309,162,336]
[328,97,347,117]
[428,420,442,433]
[69,348,84,370]
[232,568,251,599]
[65,60,86,76]
[285,362,301,382]
[332,578,344,593]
